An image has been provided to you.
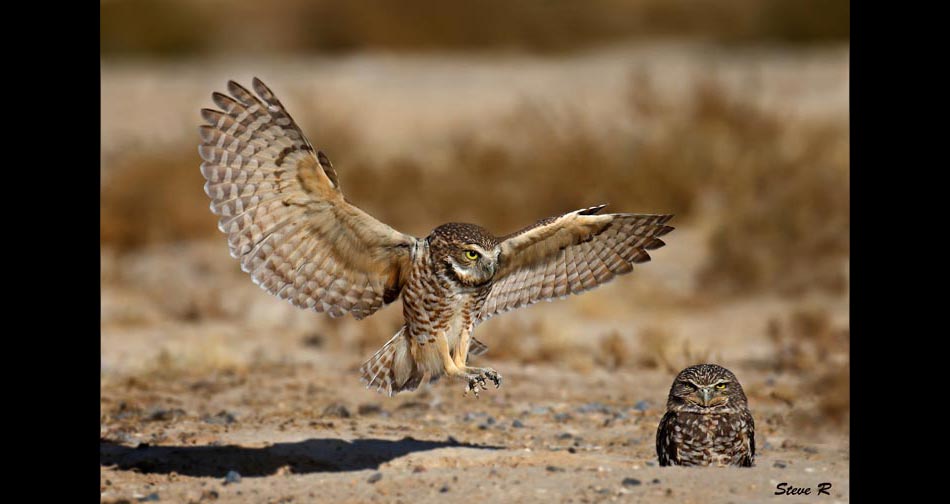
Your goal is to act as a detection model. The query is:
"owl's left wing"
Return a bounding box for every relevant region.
[477,205,673,323]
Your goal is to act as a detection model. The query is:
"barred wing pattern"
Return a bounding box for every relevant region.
[199,78,417,319]
[478,205,673,323]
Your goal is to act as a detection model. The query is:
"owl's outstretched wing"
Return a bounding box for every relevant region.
[199,78,417,319]
[477,205,673,323]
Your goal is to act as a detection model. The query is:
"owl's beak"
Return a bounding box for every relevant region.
[698,388,714,406]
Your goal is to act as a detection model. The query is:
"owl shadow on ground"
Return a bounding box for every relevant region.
[100,436,501,477]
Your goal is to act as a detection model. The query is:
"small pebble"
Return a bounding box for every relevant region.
[397,401,429,410]
[439,485,450,493]
[204,411,236,425]
[146,408,185,422]
[567,447,577,454]
[139,493,160,502]
[645,460,656,467]
[367,472,383,484]
[224,470,241,485]
[322,403,351,418]
[577,402,610,414]
[651,479,660,484]
[557,432,573,440]
[633,400,650,412]
[773,461,787,469]
[512,419,525,428]
[301,333,325,348]
[622,478,642,487]
[553,412,573,423]
[530,406,551,415]
[803,446,819,454]
[546,466,565,472]
[357,404,383,415]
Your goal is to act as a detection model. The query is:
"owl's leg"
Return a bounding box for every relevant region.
[452,328,472,369]
[453,329,502,392]
[435,332,499,397]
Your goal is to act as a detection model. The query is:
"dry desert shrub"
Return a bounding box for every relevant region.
[767,305,849,372]
[767,305,850,431]
[626,75,850,297]
[486,316,595,373]
[595,331,633,370]
[100,149,218,252]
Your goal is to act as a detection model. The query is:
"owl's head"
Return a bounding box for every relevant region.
[666,364,748,414]
[428,223,500,288]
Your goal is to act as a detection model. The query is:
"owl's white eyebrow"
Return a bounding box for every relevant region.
[685,380,730,387]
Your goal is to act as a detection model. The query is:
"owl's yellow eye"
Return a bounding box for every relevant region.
[464,250,480,260]
[715,383,727,390]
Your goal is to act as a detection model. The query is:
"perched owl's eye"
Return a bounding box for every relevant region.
[715,383,728,390]
[465,250,480,260]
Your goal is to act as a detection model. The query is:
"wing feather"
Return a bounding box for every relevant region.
[478,206,673,323]
[199,78,417,319]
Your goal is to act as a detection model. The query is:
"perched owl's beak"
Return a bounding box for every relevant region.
[698,388,714,406]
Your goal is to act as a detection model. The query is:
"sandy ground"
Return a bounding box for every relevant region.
[100,226,849,503]
[99,363,849,504]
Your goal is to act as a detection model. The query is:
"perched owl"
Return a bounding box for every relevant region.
[656,364,755,467]
[198,78,674,397]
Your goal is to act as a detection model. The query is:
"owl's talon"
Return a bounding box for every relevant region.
[478,368,503,389]
[465,374,487,397]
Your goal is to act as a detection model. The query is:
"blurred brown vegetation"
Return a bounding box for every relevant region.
[101,74,849,297]
[101,0,849,58]
[766,306,850,430]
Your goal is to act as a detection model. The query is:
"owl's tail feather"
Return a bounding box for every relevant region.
[359,327,423,397]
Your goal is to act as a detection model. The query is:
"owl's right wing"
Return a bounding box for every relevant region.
[477,205,673,323]
[199,78,418,320]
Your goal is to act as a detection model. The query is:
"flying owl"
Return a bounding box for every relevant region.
[656,364,755,467]
[198,78,674,397]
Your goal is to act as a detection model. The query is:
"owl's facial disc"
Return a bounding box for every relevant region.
[447,244,497,287]
[678,380,731,409]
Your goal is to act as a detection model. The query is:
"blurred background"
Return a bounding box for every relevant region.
[101,0,849,445]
